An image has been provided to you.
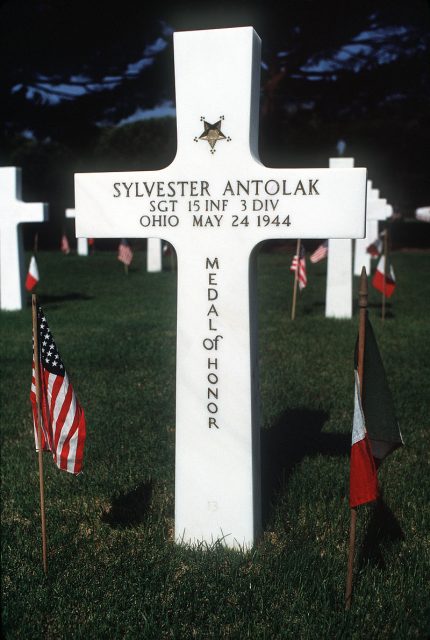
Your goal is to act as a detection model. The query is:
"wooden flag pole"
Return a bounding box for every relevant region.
[357,267,367,391]
[291,239,301,320]
[345,266,368,609]
[170,244,175,272]
[381,230,388,322]
[32,294,48,575]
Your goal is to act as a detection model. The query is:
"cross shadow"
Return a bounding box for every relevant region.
[358,496,405,569]
[32,293,94,304]
[101,480,153,528]
[261,408,349,525]
[302,301,325,314]
[366,302,395,319]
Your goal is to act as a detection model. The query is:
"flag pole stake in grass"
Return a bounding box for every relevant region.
[291,239,301,320]
[382,229,388,322]
[31,294,48,575]
[345,266,368,609]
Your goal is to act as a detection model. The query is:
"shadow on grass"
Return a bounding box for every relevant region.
[301,301,325,314]
[358,497,404,569]
[101,480,153,528]
[34,292,94,304]
[261,408,349,525]
[357,302,395,320]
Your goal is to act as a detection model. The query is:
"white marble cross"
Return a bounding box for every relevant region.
[353,182,392,276]
[147,238,162,272]
[66,208,89,255]
[75,27,367,549]
[325,158,355,319]
[0,167,48,310]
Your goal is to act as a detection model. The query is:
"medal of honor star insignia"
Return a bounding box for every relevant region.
[194,116,231,153]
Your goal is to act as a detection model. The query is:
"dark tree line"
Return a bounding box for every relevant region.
[1,0,429,247]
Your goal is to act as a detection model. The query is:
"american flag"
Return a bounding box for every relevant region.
[118,239,133,266]
[61,234,70,255]
[30,305,86,474]
[310,240,328,263]
[290,244,307,290]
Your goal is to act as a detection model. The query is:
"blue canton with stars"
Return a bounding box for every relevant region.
[37,305,65,376]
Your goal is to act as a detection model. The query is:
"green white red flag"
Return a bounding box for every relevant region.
[366,235,383,257]
[349,315,403,507]
[25,255,39,291]
[349,371,378,507]
[372,256,396,298]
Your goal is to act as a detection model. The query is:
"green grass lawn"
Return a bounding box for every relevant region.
[1,247,429,639]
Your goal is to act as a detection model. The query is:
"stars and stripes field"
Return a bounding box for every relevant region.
[1,247,429,639]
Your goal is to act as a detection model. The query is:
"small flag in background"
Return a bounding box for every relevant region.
[118,239,133,266]
[61,234,70,255]
[290,244,307,290]
[372,256,396,298]
[30,304,86,474]
[25,255,39,291]
[366,235,383,257]
[349,315,403,507]
[310,240,328,263]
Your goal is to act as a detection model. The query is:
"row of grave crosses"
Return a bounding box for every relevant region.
[68,208,163,271]
[0,182,166,311]
[326,158,393,319]
[1,160,391,313]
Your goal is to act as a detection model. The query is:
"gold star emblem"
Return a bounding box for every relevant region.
[194,116,231,154]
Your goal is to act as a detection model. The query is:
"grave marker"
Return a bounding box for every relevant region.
[147,238,162,272]
[353,183,392,276]
[66,208,89,255]
[75,27,367,548]
[415,206,430,222]
[325,158,354,319]
[0,167,48,310]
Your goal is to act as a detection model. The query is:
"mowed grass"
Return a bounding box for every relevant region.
[1,247,429,639]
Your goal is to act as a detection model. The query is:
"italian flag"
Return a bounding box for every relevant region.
[350,371,378,507]
[372,255,396,298]
[366,235,383,257]
[25,255,39,291]
[349,315,403,508]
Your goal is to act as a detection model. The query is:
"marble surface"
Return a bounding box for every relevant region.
[325,158,354,318]
[353,183,392,276]
[66,208,89,255]
[75,27,367,549]
[0,167,48,310]
[147,238,162,272]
